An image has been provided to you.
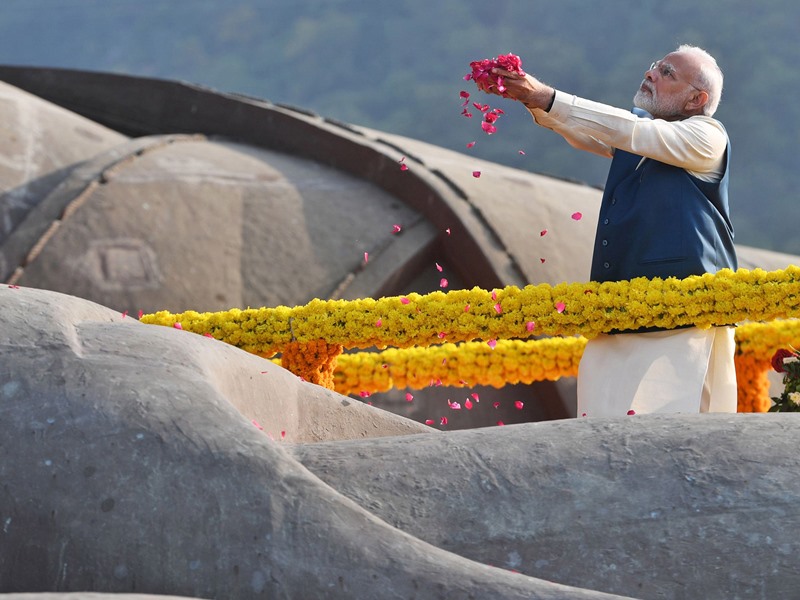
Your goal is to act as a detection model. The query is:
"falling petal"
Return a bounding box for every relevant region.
[461,109,473,118]
[472,171,481,178]
[203,333,214,338]
[460,90,470,99]
[281,430,286,439]
[493,401,501,409]
[121,310,128,318]
[496,421,505,426]
[466,141,476,148]
[440,416,449,426]
[446,228,451,235]
[360,391,371,398]
[487,339,497,349]
[440,278,448,288]
[173,322,183,330]
[375,318,382,327]
[494,303,502,314]
[252,419,263,430]
[438,332,447,339]
[449,401,462,410]
[571,212,583,221]
[364,252,369,263]
[138,310,144,319]
[526,321,536,332]
[518,149,526,155]
[400,297,410,304]
[465,399,474,410]
[471,393,480,402]
[425,419,435,425]
[436,262,443,272]
[540,258,546,264]
[555,302,566,313]
[392,224,402,233]
[464,304,470,312]
[581,413,587,417]
[540,229,548,236]
[400,163,409,171]
[406,392,414,402]
[382,363,389,369]
[515,400,524,410]
[434,378,443,387]
[627,410,636,416]
[480,122,496,134]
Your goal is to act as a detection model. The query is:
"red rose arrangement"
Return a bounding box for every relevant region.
[461,53,525,135]
[769,347,800,412]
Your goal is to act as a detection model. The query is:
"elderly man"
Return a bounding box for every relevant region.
[490,45,737,417]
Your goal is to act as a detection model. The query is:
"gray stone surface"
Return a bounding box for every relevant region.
[291,413,800,599]
[0,285,632,599]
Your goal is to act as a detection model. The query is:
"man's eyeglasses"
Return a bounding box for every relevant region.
[649,61,702,91]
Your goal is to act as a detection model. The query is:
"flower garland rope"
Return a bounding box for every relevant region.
[332,336,586,396]
[141,266,800,356]
[278,340,343,389]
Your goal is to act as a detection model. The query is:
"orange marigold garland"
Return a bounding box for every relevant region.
[279,340,343,390]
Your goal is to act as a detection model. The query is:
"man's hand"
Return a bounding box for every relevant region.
[491,67,555,111]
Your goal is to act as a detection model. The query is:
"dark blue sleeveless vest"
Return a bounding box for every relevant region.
[590,111,737,284]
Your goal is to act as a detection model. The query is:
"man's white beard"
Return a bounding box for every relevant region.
[633,83,687,120]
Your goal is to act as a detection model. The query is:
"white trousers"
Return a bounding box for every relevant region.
[576,327,737,417]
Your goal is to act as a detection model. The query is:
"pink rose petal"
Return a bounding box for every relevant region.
[440,416,449,426]
[493,401,501,409]
[436,262,443,272]
[465,399,473,410]
[518,149,526,155]
[360,391,371,398]
[445,228,451,235]
[449,400,462,410]
[400,297,410,304]
[487,339,497,349]
[464,304,470,312]
[514,400,524,410]
[466,141,476,148]
[540,229,548,236]
[471,393,480,402]
[440,278,448,288]
[472,170,481,178]
[526,321,536,332]
[555,302,566,313]
[252,419,263,430]
[392,224,402,233]
[425,419,435,425]
[494,303,502,314]
[480,122,496,134]
[571,211,583,220]
[173,322,183,330]
[406,392,414,402]
[400,163,408,171]
[627,410,636,416]
[496,421,505,426]
[375,318,382,327]
[364,252,369,263]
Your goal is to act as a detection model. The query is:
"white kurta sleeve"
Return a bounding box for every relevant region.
[528,90,728,181]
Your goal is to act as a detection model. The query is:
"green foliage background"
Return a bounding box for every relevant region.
[1,0,797,254]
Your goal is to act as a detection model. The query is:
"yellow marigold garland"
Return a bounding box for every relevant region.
[331,336,586,396]
[141,267,800,355]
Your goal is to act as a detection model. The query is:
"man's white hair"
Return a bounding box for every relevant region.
[676,44,724,116]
